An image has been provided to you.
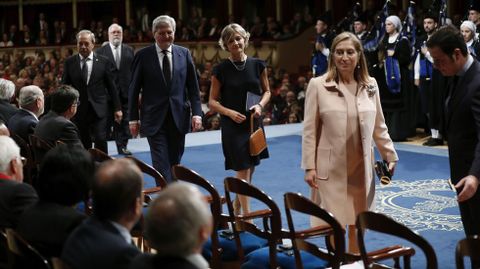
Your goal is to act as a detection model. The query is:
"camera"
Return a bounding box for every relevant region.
[375,160,392,185]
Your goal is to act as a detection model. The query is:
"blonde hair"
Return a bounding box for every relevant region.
[325,31,369,86]
[218,23,250,51]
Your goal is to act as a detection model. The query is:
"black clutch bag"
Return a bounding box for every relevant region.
[374,160,392,185]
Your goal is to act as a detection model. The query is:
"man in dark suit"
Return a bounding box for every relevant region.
[427,26,480,244]
[62,29,122,154]
[34,85,83,147]
[130,182,212,269]
[0,78,18,125]
[0,136,38,228]
[62,158,142,269]
[129,15,202,182]
[96,23,134,155]
[8,85,45,142]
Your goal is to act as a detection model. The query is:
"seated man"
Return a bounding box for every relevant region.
[0,78,18,125]
[130,182,212,269]
[8,85,45,142]
[0,136,38,228]
[16,144,94,258]
[34,85,83,147]
[62,158,142,269]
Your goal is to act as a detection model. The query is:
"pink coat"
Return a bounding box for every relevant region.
[301,75,398,226]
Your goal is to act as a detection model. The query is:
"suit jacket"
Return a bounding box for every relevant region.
[34,111,83,147]
[446,60,480,183]
[301,75,398,227]
[128,44,202,136]
[8,109,38,142]
[96,43,134,99]
[0,99,19,125]
[62,53,121,118]
[129,254,199,269]
[0,174,38,228]
[62,217,140,269]
[16,201,86,257]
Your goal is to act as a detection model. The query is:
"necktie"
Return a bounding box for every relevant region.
[114,46,120,69]
[81,58,89,84]
[162,50,171,87]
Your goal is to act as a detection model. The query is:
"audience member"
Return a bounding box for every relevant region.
[0,78,18,125]
[16,144,94,257]
[0,136,38,228]
[62,158,143,269]
[129,182,212,269]
[8,85,44,142]
[34,85,83,147]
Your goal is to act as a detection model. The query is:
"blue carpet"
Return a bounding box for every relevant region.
[128,135,464,268]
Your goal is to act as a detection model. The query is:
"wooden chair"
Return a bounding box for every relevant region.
[172,165,229,268]
[88,148,113,163]
[10,133,35,185]
[5,228,52,269]
[284,192,347,269]
[356,211,437,269]
[455,235,480,269]
[28,134,54,172]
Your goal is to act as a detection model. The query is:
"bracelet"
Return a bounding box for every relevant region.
[257,103,263,111]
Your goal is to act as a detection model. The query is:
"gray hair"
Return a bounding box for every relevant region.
[18,85,44,108]
[76,29,96,44]
[218,23,250,51]
[108,23,123,33]
[145,182,211,255]
[461,20,477,40]
[0,136,20,172]
[0,78,15,100]
[152,15,176,33]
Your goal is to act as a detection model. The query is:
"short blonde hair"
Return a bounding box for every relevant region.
[218,23,250,51]
[325,32,369,86]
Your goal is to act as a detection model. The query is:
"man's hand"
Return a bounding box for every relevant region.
[114,110,123,123]
[304,169,318,189]
[455,175,480,202]
[129,121,140,138]
[192,116,202,132]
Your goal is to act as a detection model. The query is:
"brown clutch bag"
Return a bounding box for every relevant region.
[249,114,267,156]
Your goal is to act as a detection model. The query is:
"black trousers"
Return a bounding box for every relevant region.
[73,103,108,154]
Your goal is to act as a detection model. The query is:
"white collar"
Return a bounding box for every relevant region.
[109,42,121,51]
[155,43,172,54]
[185,254,209,269]
[79,52,93,61]
[20,108,38,121]
[110,221,132,244]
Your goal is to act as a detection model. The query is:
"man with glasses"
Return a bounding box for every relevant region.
[0,136,38,228]
[34,85,83,147]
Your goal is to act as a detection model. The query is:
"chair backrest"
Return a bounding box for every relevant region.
[127,156,167,188]
[5,228,52,269]
[456,235,480,269]
[172,164,228,268]
[11,133,35,185]
[356,211,438,269]
[284,192,345,269]
[88,148,114,162]
[224,177,282,268]
[29,134,54,169]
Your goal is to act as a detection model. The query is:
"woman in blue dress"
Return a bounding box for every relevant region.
[209,23,271,215]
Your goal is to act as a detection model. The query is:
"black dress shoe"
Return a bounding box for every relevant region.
[118,148,133,155]
[422,138,444,146]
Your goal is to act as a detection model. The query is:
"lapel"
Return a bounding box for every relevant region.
[89,53,100,85]
[323,79,346,98]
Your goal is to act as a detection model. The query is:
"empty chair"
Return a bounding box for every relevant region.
[284,192,348,269]
[456,235,480,269]
[356,211,437,269]
[5,228,52,269]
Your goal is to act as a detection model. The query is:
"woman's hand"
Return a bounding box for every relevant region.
[249,104,262,118]
[304,169,318,189]
[228,109,246,123]
[388,161,397,176]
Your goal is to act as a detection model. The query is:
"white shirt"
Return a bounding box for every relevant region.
[155,43,172,78]
[79,52,93,84]
[109,43,122,66]
[185,254,209,269]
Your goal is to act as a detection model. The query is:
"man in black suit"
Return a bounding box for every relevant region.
[129,15,202,182]
[130,182,212,269]
[34,85,83,147]
[8,85,45,142]
[62,29,122,154]
[96,23,134,155]
[0,136,38,228]
[427,26,480,244]
[62,158,142,269]
[0,78,18,125]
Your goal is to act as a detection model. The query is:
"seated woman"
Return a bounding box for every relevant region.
[16,144,94,258]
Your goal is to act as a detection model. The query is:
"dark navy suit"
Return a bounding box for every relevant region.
[8,109,38,142]
[96,43,134,152]
[61,217,140,269]
[128,44,201,181]
[0,174,38,228]
[34,111,83,148]
[0,99,18,126]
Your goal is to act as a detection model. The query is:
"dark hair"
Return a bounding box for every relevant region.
[426,25,468,57]
[50,85,79,114]
[92,159,143,221]
[38,144,94,206]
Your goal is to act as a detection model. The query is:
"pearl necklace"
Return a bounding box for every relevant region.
[228,55,247,71]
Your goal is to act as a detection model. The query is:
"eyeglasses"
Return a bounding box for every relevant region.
[16,156,27,166]
[334,49,358,58]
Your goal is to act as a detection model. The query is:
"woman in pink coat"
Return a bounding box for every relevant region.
[302,32,398,253]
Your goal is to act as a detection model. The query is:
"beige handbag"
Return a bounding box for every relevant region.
[249,114,267,156]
